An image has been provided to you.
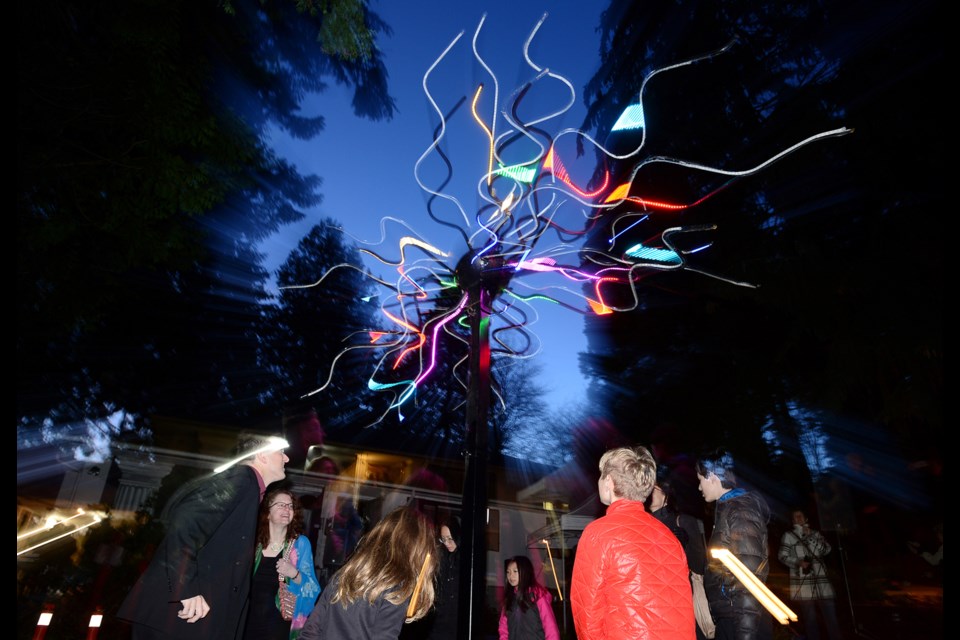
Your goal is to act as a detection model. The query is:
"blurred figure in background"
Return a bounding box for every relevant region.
[777,508,842,640]
[907,521,943,567]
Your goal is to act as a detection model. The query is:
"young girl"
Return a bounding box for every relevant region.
[498,555,560,640]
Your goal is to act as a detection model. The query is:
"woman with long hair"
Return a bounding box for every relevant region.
[300,506,438,640]
[424,516,461,640]
[498,555,560,640]
[243,487,322,640]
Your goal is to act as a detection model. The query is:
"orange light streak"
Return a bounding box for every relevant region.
[381,308,426,369]
[590,276,619,315]
[544,147,610,197]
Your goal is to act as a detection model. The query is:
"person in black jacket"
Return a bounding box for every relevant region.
[696,448,772,640]
[649,468,711,640]
[425,517,461,640]
[117,433,290,640]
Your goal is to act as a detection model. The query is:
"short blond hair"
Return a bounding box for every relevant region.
[599,446,657,502]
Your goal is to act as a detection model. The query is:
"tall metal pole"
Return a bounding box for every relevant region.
[456,253,492,640]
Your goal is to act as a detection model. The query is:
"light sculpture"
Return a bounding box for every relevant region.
[282,15,849,640]
[286,13,850,424]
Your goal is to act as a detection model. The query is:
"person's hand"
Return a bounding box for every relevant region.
[277,557,300,581]
[177,595,210,623]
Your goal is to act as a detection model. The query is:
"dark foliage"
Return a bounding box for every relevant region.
[577,0,941,513]
[18,0,396,431]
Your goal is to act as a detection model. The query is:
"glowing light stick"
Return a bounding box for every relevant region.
[540,539,563,600]
[18,512,105,556]
[213,436,289,474]
[17,508,86,541]
[406,552,432,618]
[710,548,797,625]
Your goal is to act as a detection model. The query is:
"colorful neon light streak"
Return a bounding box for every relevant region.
[544,147,611,198]
[611,103,645,131]
[394,294,468,407]
[624,243,681,264]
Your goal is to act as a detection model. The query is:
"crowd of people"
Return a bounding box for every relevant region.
[115,429,880,640]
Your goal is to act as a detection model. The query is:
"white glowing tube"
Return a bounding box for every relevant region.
[18,514,105,556]
[213,436,289,474]
[18,508,86,541]
[710,548,798,625]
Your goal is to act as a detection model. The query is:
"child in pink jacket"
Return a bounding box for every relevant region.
[498,555,560,640]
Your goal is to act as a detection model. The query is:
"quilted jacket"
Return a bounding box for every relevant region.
[571,499,696,640]
[704,489,771,640]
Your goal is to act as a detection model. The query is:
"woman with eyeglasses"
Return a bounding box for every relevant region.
[421,517,461,640]
[243,487,321,640]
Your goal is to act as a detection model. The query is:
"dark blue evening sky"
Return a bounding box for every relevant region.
[261,1,608,409]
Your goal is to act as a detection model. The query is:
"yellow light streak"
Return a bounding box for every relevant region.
[710,548,797,625]
[469,84,495,186]
[540,539,563,600]
[213,436,289,474]
[18,513,105,556]
[406,552,431,619]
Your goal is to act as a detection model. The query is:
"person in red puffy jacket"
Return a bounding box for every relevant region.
[570,446,696,640]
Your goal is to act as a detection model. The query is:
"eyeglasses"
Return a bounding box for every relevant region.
[270,502,294,511]
[439,536,455,544]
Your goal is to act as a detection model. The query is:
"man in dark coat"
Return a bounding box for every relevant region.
[117,433,289,639]
[696,448,772,640]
